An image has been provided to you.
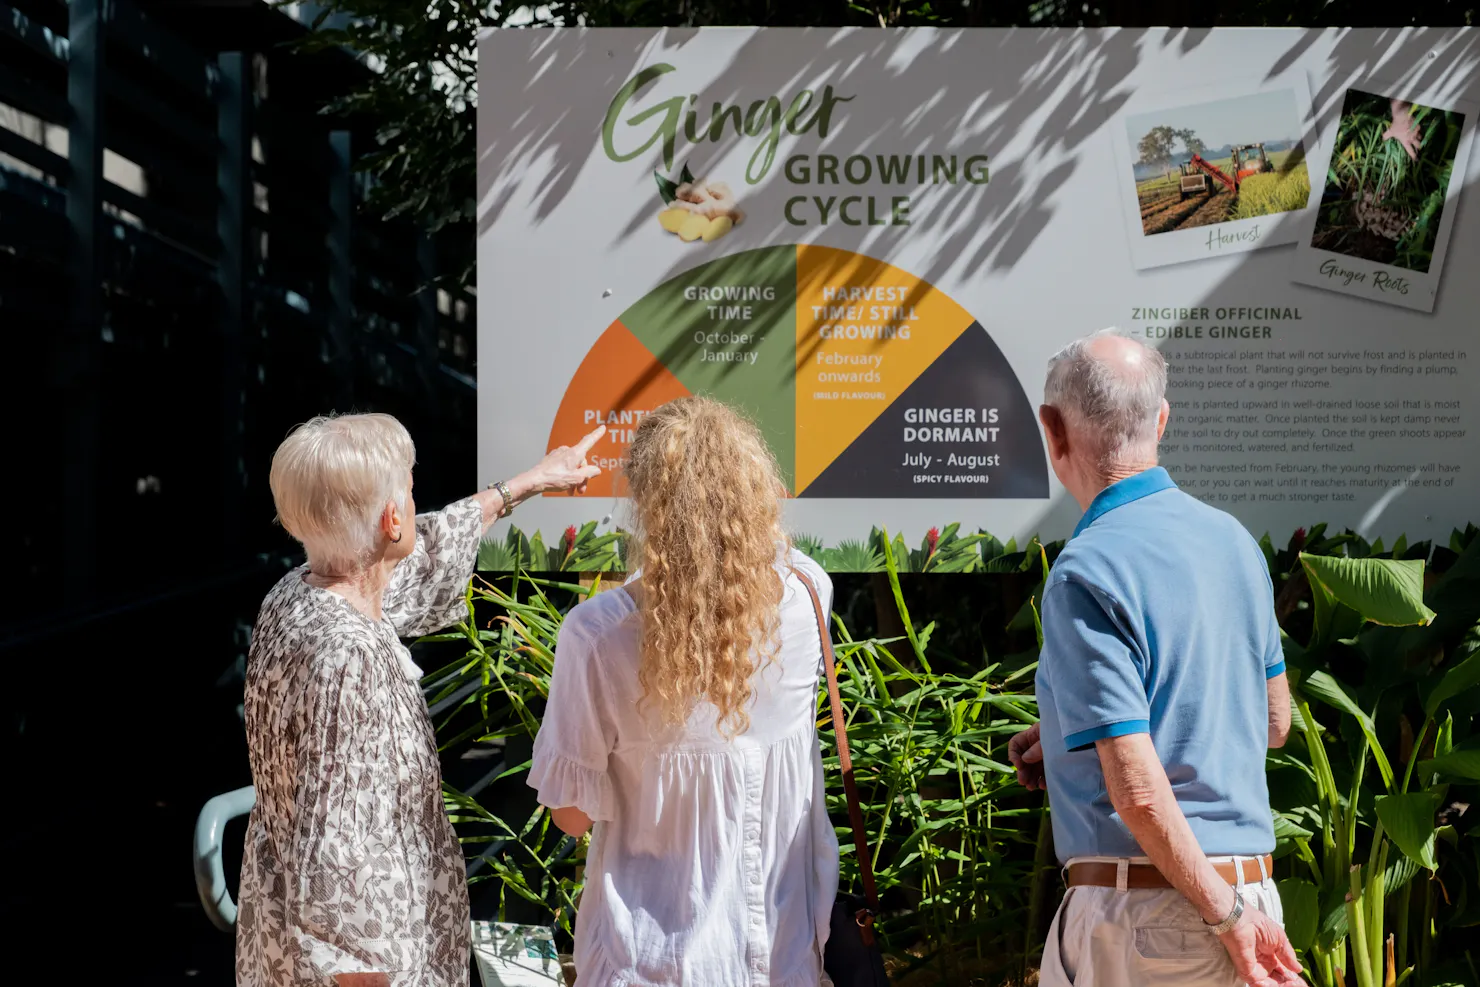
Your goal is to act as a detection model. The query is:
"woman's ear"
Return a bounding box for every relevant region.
[381,500,402,543]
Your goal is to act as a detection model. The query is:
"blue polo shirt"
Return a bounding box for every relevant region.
[1035,467,1285,861]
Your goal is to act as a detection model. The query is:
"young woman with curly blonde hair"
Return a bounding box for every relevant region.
[528,396,840,987]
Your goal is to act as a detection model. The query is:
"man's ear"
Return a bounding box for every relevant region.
[1155,399,1170,441]
[1040,405,1069,461]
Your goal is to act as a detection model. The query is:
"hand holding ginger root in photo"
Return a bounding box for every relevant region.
[1383,98,1423,160]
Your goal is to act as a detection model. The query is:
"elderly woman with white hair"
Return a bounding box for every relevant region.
[235,413,604,987]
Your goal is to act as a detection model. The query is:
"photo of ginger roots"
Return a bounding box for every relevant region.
[1310,89,1467,273]
[656,176,744,243]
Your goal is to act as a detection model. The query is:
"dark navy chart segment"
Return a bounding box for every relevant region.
[800,323,1049,498]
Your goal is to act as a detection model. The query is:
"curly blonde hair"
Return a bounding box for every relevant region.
[625,397,788,738]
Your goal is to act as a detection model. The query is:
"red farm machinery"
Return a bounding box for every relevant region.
[1178,144,1275,200]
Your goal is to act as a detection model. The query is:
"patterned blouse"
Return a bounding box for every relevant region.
[236,498,483,987]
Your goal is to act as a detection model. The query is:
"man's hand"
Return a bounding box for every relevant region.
[1216,903,1305,987]
[1007,723,1046,791]
[1095,733,1306,984]
[1383,99,1422,161]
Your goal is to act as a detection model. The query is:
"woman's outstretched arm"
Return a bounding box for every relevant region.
[470,425,608,531]
[382,425,607,636]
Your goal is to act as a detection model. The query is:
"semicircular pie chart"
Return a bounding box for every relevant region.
[545,245,1049,500]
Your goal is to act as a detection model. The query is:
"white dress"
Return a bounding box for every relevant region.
[528,548,840,987]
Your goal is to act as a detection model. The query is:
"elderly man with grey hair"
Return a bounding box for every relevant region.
[1008,330,1304,987]
[236,413,604,987]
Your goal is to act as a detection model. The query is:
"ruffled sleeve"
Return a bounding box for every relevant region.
[382,496,483,638]
[527,745,615,821]
[527,606,617,821]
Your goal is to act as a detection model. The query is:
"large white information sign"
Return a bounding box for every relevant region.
[477,27,1478,552]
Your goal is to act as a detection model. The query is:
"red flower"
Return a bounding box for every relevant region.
[564,525,578,555]
[1291,527,1307,552]
[925,527,940,559]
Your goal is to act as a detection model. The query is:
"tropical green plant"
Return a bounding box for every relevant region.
[429,522,1480,984]
[910,525,996,573]
[474,535,520,573]
[862,526,1055,577]
[420,574,588,924]
[1265,527,1480,987]
[825,538,887,573]
[426,542,1053,981]
[793,532,827,564]
[477,523,627,572]
[476,522,1064,575]
[830,533,1050,981]
[1312,90,1465,273]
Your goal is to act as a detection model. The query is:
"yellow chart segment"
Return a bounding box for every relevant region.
[794,245,977,494]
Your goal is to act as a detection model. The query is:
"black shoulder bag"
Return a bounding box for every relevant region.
[789,566,890,987]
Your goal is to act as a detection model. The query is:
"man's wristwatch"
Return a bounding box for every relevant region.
[488,479,515,518]
[1205,887,1244,935]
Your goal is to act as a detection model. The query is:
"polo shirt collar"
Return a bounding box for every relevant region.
[1072,467,1176,539]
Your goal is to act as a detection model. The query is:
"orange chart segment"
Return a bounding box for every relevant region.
[544,319,691,498]
[794,245,976,495]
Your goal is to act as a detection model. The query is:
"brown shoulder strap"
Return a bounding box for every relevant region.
[788,565,880,917]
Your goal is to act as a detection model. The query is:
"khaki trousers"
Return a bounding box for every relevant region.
[1038,856,1284,987]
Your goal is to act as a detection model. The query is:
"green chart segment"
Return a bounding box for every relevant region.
[619,246,798,491]
[550,245,1049,499]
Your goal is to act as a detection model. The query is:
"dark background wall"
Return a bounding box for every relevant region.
[0,1,476,981]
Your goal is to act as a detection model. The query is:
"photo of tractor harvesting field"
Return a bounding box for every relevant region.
[1126,90,1313,236]
[1309,89,1468,274]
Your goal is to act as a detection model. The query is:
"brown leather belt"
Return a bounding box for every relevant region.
[1066,855,1273,889]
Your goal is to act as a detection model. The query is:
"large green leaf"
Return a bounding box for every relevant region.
[1277,877,1321,952]
[1296,670,1394,791]
[1374,792,1442,871]
[1418,747,1480,782]
[1304,559,1339,643]
[1435,712,1453,762]
[1273,813,1315,843]
[1316,888,1350,948]
[1384,850,1422,896]
[1302,568,1367,647]
[1299,553,1436,627]
[1424,648,1480,718]
[1288,701,1309,734]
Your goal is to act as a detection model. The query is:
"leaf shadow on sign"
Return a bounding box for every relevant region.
[1153,27,1479,541]
[563,28,1153,429]
[477,29,657,236]
[478,27,1150,285]
[479,27,1480,543]
[609,28,1146,279]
